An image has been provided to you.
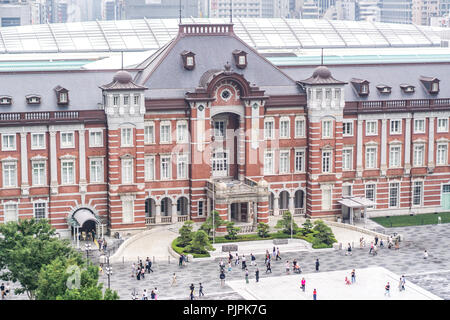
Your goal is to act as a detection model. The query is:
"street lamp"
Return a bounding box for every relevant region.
[105,252,112,290]
[85,243,92,266]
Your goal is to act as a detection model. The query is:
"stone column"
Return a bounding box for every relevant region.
[404,117,411,174]
[428,117,435,170]
[171,202,178,223]
[49,129,58,195]
[155,203,161,223]
[20,132,29,195]
[380,119,387,175]
[78,129,87,193]
[215,201,228,232]
[273,196,280,216]
[356,119,363,177]
[288,194,295,214]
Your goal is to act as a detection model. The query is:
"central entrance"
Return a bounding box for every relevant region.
[230,202,249,222]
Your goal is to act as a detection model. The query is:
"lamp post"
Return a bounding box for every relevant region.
[105,252,112,290]
[85,243,92,266]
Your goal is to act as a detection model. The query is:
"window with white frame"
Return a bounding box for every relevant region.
[322,120,333,138]
[437,118,449,132]
[264,151,274,174]
[33,202,47,220]
[294,149,305,172]
[2,162,17,187]
[389,145,402,168]
[3,202,18,223]
[177,121,188,143]
[365,184,376,208]
[2,134,16,151]
[113,95,119,107]
[160,122,171,143]
[279,150,290,174]
[366,120,378,136]
[31,133,45,149]
[413,144,425,167]
[160,155,171,180]
[89,130,103,147]
[121,158,133,184]
[61,160,75,185]
[390,119,402,134]
[316,89,323,104]
[389,182,400,208]
[322,150,332,173]
[414,119,425,134]
[144,122,155,144]
[365,146,377,169]
[123,95,129,106]
[342,185,352,197]
[214,120,225,138]
[32,161,46,186]
[325,89,332,106]
[295,118,305,138]
[121,128,133,147]
[321,186,332,210]
[177,154,188,179]
[412,181,423,206]
[280,117,290,139]
[133,95,140,106]
[334,88,341,100]
[437,143,448,165]
[264,118,274,140]
[342,148,353,171]
[144,155,155,181]
[89,158,103,183]
[122,199,134,224]
[60,132,74,148]
[343,121,353,136]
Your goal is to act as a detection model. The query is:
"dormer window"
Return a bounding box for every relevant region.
[232,50,248,69]
[54,86,69,105]
[0,96,12,105]
[181,50,195,70]
[26,95,41,105]
[420,76,440,94]
[400,84,415,93]
[376,85,391,94]
[351,78,370,96]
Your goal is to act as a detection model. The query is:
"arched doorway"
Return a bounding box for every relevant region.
[161,197,172,216]
[145,198,156,217]
[70,208,99,241]
[177,197,189,216]
[279,191,290,214]
[294,189,305,215]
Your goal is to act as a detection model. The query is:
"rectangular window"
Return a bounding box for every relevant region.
[322,120,332,138]
[295,150,305,172]
[31,133,45,150]
[365,146,377,169]
[264,120,274,140]
[89,131,103,147]
[437,118,449,132]
[342,148,353,171]
[343,121,353,136]
[160,156,171,180]
[366,121,378,136]
[413,181,423,206]
[334,89,341,100]
[160,122,171,143]
[295,118,305,138]
[34,202,46,220]
[60,132,74,148]
[198,201,204,216]
[389,145,401,168]
[177,154,188,179]
[32,162,46,186]
[2,162,17,187]
[134,95,140,106]
[4,203,18,223]
[389,183,400,208]
[121,128,133,147]
[413,145,425,167]
[144,123,155,144]
[122,200,134,224]
[121,159,133,184]
[414,119,425,133]
[123,95,129,106]
[264,151,274,175]
[2,134,16,151]
[144,156,155,181]
[214,120,225,138]
[61,160,75,185]
[279,150,290,174]
[437,144,448,165]
[342,185,352,197]
[280,119,290,138]
[89,158,103,183]
[113,95,119,106]
[322,150,332,173]
[321,187,332,210]
[390,120,402,134]
[365,184,376,208]
[177,121,188,143]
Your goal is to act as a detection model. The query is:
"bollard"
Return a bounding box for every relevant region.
[122,256,124,265]
[168,255,170,264]
[153,256,155,264]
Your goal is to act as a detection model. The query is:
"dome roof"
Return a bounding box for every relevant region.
[113,70,133,84]
[312,65,332,79]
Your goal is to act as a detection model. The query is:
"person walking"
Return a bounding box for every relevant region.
[141,266,145,279]
[351,269,356,283]
[301,278,306,292]
[272,246,276,259]
[154,287,159,300]
[190,291,195,300]
[313,288,317,300]
[374,235,379,246]
[131,263,136,278]
[199,283,204,297]
[220,271,226,287]
[142,289,148,300]
[190,283,195,296]
[219,259,225,272]
[235,253,240,266]
[315,259,320,272]
[228,261,232,272]
[251,253,256,266]
[150,290,156,300]
[242,255,247,270]
[265,250,270,265]
[369,242,374,255]
[423,250,428,259]
[245,268,249,284]
[4,283,10,299]
[1,283,5,300]
[179,255,184,267]
[255,267,260,283]
[346,243,352,256]
[136,270,141,281]
[285,261,290,274]
[228,251,233,264]
[148,259,154,273]
[276,247,281,261]
[171,273,177,286]
[266,260,272,273]
[384,282,391,297]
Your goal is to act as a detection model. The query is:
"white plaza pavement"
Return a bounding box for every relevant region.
[226,266,443,300]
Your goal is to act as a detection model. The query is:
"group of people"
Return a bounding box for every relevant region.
[132,257,154,280]
[97,238,108,252]
[344,269,356,285]
[179,254,188,267]
[0,283,11,300]
[132,287,158,300]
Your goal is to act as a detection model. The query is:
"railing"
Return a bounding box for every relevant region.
[269,210,274,216]
[279,209,289,215]
[293,208,305,216]
[345,98,450,113]
[177,215,188,223]
[145,217,156,225]
[0,110,105,123]
[161,216,172,223]
[237,225,255,234]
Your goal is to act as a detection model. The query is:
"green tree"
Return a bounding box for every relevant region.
[257,222,270,238]
[178,220,194,247]
[187,230,213,254]
[312,220,337,246]
[298,218,314,236]
[225,221,240,240]
[199,210,226,236]
[275,212,298,235]
[0,219,79,299]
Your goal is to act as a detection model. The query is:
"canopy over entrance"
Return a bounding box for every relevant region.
[338,196,375,225]
[67,208,99,228]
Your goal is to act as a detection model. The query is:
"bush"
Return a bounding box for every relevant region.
[225,221,240,240]
[257,222,270,238]
[312,220,337,246]
[178,220,194,247]
[274,211,299,234]
[186,230,213,254]
[200,210,226,236]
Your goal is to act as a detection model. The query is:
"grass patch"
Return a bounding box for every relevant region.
[371,212,450,228]
[171,237,211,258]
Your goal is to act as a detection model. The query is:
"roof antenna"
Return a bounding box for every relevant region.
[179,0,182,24]
[321,48,324,66]
[230,0,233,23]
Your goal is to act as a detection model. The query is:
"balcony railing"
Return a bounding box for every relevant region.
[161,216,172,224]
[279,209,289,215]
[145,217,156,225]
[177,215,189,223]
[0,110,105,124]
[293,208,305,216]
[345,98,450,113]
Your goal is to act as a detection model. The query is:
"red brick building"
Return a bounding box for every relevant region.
[1,23,449,238]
